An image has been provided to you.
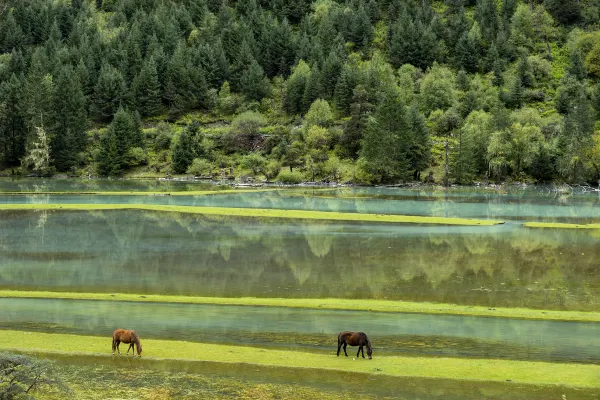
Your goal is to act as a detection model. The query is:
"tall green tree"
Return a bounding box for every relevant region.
[91,63,126,122]
[49,65,87,171]
[360,89,412,182]
[0,74,27,166]
[97,107,134,177]
[133,57,162,117]
[172,123,197,174]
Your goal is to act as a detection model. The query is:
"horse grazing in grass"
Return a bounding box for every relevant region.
[112,329,143,357]
[337,331,372,359]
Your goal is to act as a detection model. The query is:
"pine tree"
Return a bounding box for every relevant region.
[360,89,411,182]
[240,59,271,101]
[0,74,27,166]
[567,48,587,81]
[163,42,197,120]
[133,57,162,117]
[91,63,126,122]
[97,107,133,177]
[340,85,373,159]
[50,65,87,171]
[172,123,196,174]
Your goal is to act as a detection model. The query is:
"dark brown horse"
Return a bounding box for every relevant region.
[112,329,143,357]
[337,331,372,359]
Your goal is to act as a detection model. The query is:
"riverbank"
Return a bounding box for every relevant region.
[1,330,598,389]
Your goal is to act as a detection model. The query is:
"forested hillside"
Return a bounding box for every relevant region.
[0,0,599,184]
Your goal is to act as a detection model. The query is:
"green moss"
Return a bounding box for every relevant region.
[524,222,600,229]
[2,330,600,388]
[2,290,599,322]
[0,204,504,226]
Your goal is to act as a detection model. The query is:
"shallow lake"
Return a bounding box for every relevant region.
[1,209,599,310]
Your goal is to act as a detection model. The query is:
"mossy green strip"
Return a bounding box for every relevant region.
[0,204,503,226]
[1,290,598,322]
[524,222,600,229]
[0,188,276,196]
[1,330,598,388]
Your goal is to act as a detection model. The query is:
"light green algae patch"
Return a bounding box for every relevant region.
[0,204,504,225]
[0,188,276,196]
[1,290,598,322]
[524,222,600,229]
[1,330,599,388]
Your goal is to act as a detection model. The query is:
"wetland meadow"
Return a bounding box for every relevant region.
[2,179,600,398]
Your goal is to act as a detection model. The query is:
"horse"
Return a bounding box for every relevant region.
[337,331,372,359]
[112,329,143,357]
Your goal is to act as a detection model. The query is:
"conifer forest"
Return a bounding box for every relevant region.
[1,0,600,184]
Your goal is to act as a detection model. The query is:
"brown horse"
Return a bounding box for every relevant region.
[337,331,372,359]
[112,329,143,357]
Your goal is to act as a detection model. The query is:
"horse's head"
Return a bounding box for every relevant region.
[133,333,143,357]
[366,339,373,359]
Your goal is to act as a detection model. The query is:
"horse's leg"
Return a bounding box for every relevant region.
[357,346,362,358]
[112,338,116,355]
[343,343,348,357]
[116,341,121,355]
[127,343,134,355]
[337,339,342,356]
[360,345,365,358]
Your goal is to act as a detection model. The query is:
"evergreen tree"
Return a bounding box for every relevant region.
[284,60,311,114]
[50,65,87,171]
[91,63,126,122]
[98,107,134,177]
[567,48,587,81]
[340,85,373,159]
[240,59,271,102]
[544,0,581,24]
[172,123,196,174]
[163,42,197,120]
[360,89,412,182]
[407,105,430,180]
[0,74,27,166]
[133,57,162,117]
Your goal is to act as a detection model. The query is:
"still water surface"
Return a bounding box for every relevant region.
[1,209,599,310]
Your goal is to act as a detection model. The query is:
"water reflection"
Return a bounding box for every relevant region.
[1,210,600,310]
[3,298,599,364]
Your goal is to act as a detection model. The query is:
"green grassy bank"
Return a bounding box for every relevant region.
[1,330,598,388]
[0,204,504,225]
[2,290,599,322]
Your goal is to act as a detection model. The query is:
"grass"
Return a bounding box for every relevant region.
[524,222,600,229]
[0,204,504,226]
[2,290,600,322]
[2,330,600,388]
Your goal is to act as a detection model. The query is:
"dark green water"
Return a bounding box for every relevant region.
[1,209,600,310]
[2,298,599,363]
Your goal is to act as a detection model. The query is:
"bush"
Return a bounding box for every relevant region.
[187,158,213,176]
[276,170,304,184]
[125,147,147,167]
[0,352,68,398]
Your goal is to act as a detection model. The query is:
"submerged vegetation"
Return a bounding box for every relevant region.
[0,203,505,225]
[0,0,600,184]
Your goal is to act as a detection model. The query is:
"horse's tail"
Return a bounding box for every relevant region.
[111,334,116,352]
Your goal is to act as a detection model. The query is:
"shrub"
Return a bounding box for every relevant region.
[276,170,304,184]
[187,158,213,176]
